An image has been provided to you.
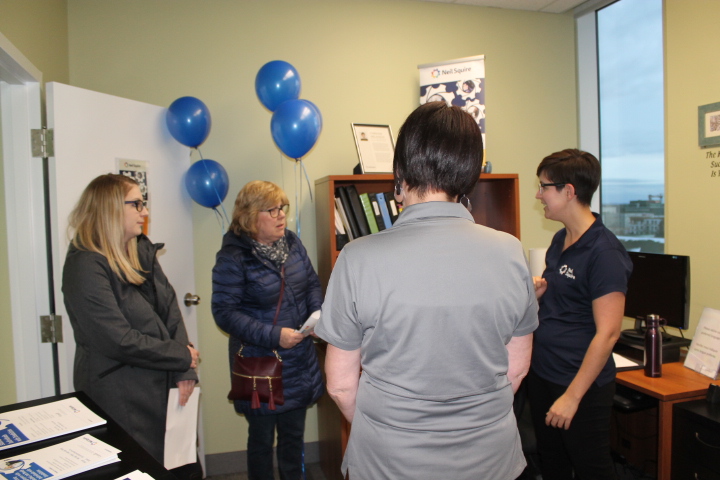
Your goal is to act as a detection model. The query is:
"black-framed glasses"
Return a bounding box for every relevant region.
[124,200,148,212]
[538,182,566,192]
[262,204,290,218]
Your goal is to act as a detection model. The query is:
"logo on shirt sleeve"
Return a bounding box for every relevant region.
[559,264,576,280]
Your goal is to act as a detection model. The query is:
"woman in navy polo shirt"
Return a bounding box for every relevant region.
[529,149,632,480]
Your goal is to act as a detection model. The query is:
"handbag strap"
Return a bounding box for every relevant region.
[272,266,285,326]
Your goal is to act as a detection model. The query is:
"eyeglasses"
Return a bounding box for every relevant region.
[262,204,290,218]
[538,182,566,192]
[124,200,148,212]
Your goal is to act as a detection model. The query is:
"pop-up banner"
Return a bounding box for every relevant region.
[418,55,485,144]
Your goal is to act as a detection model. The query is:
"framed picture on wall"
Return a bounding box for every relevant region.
[351,123,395,173]
[698,101,720,148]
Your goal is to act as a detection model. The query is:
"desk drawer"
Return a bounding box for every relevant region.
[673,401,720,479]
[692,463,720,480]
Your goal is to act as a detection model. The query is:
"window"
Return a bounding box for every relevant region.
[577,0,665,253]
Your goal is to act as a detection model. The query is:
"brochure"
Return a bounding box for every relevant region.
[0,398,106,451]
[685,307,720,379]
[114,470,155,480]
[0,434,120,480]
[296,310,321,337]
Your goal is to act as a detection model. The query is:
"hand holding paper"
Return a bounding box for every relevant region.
[177,379,196,407]
[297,310,321,336]
[164,387,200,470]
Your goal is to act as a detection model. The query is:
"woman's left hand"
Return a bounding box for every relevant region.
[177,379,197,406]
[545,392,580,430]
[280,327,304,349]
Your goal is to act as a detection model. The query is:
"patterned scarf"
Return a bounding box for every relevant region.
[251,235,289,269]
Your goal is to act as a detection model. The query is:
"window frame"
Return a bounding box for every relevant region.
[575,0,666,252]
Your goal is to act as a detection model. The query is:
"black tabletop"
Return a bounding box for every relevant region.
[0,392,177,480]
[675,398,720,423]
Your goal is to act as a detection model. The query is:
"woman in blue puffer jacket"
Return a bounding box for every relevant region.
[211,180,324,480]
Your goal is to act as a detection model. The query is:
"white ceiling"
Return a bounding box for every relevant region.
[417,0,589,14]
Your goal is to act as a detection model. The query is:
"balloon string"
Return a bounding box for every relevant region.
[288,158,314,238]
[212,207,226,234]
[294,161,300,238]
[280,153,286,192]
[298,158,313,202]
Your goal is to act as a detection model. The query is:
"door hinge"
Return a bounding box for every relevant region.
[40,315,63,343]
[31,128,55,158]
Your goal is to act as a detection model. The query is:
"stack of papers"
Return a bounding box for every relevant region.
[0,434,120,479]
[0,398,106,451]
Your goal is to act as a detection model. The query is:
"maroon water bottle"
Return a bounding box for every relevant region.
[644,314,662,377]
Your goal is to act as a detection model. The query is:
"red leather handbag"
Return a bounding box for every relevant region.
[228,345,284,409]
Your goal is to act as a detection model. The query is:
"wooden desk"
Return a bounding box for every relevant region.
[616,362,720,480]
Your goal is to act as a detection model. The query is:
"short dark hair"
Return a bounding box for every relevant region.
[536,149,600,206]
[393,101,484,199]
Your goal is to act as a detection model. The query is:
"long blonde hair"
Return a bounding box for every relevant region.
[68,174,144,285]
[229,181,289,237]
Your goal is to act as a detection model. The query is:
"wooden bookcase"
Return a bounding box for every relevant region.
[314,173,520,292]
[313,173,520,480]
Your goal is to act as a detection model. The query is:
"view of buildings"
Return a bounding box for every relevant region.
[602,195,664,253]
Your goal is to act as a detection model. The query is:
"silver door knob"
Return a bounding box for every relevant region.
[184,293,200,307]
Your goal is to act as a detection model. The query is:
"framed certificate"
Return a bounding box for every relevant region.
[351,123,395,173]
[699,101,720,148]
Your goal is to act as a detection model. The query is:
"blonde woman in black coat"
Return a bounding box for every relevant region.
[62,174,199,464]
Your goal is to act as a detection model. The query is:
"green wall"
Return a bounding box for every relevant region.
[664,0,720,339]
[0,100,11,409]
[0,0,69,85]
[0,0,69,409]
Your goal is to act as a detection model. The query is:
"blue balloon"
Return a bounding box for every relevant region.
[255,61,301,112]
[166,96,212,148]
[271,99,322,159]
[185,159,229,208]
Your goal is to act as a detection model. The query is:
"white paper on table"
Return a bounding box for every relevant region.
[528,248,547,278]
[613,353,643,371]
[163,387,200,470]
[0,434,120,480]
[0,397,106,451]
[684,307,720,379]
[114,470,155,480]
[297,310,321,336]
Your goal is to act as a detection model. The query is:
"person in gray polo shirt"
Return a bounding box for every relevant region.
[316,101,538,480]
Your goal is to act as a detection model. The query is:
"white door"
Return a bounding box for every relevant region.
[45,82,199,393]
[0,33,55,402]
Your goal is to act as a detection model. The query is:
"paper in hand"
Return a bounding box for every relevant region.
[297,310,321,336]
[164,387,200,470]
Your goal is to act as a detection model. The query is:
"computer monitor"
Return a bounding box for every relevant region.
[622,252,690,340]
